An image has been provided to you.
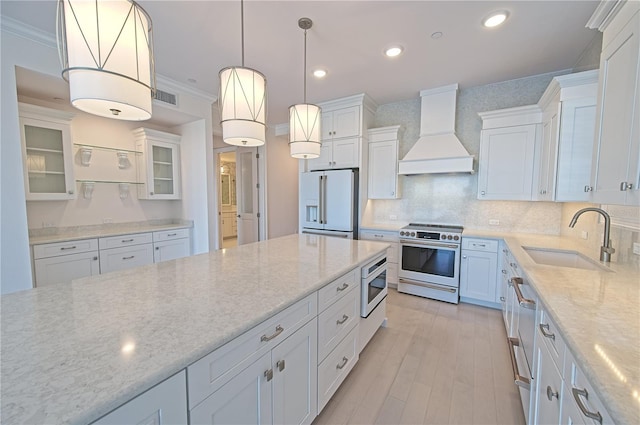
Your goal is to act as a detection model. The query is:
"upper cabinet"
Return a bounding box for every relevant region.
[536,70,599,202]
[367,126,401,199]
[588,1,640,206]
[134,128,182,200]
[321,105,360,140]
[477,106,541,201]
[19,103,76,201]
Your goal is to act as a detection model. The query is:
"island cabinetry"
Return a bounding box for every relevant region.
[188,293,318,425]
[134,128,181,200]
[19,103,76,201]
[93,371,187,424]
[359,229,398,287]
[477,106,542,201]
[589,2,640,206]
[99,233,154,274]
[153,228,191,262]
[33,238,99,287]
[459,237,499,307]
[367,126,401,199]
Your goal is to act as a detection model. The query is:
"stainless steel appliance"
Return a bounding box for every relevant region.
[299,169,358,239]
[398,223,463,304]
[361,253,387,317]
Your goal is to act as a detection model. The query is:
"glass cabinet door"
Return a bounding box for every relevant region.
[152,144,175,195]
[134,128,181,200]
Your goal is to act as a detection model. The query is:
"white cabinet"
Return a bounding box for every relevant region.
[459,238,499,306]
[93,371,187,424]
[359,229,399,287]
[533,333,563,425]
[590,2,640,206]
[134,128,181,200]
[221,211,238,239]
[321,105,360,140]
[307,138,359,171]
[477,106,542,201]
[153,229,190,262]
[19,103,76,201]
[99,243,154,274]
[536,70,599,202]
[33,239,99,287]
[367,126,400,199]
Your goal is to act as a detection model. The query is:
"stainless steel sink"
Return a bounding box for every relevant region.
[522,246,611,272]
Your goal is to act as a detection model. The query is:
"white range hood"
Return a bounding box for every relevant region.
[398,84,474,175]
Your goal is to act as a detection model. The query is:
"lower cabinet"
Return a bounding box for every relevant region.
[153,229,191,262]
[359,229,399,287]
[33,239,99,287]
[99,244,154,274]
[459,237,499,306]
[533,328,563,425]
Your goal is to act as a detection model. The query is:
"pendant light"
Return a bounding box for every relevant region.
[219,0,267,147]
[57,0,155,121]
[289,18,321,159]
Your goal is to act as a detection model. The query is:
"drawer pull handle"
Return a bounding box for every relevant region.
[336,356,349,370]
[277,359,285,372]
[336,314,349,325]
[122,256,135,260]
[500,296,505,302]
[474,243,486,247]
[167,233,177,237]
[261,325,284,342]
[507,337,530,390]
[264,368,273,382]
[60,246,77,251]
[539,323,555,340]
[336,283,349,292]
[121,239,134,243]
[546,385,558,401]
[509,277,536,309]
[572,387,602,424]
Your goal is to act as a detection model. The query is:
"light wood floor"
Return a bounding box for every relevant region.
[313,289,526,425]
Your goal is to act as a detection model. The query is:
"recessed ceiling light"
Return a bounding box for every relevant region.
[385,46,403,58]
[313,69,327,78]
[483,11,509,28]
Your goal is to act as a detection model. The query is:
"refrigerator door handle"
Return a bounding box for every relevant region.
[322,174,327,226]
[318,175,324,224]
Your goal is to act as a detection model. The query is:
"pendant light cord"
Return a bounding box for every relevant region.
[303,28,307,103]
[240,0,245,66]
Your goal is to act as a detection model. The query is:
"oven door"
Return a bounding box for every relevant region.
[361,259,387,318]
[399,240,460,287]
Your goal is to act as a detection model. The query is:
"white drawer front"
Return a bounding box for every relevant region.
[537,308,565,371]
[359,230,398,242]
[33,238,98,259]
[99,233,152,250]
[188,292,317,409]
[153,228,190,242]
[317,269,358,313]
[318,287,358,361]
[99,244,154,274]
[318,326,359,412]
[462,238,499,252]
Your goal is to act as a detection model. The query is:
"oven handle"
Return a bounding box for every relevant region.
[507,337,531,390]
[400,240,459,250]
[398,277,457,293]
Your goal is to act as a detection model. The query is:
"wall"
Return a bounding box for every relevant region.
[363,71,569,234]
[573,32,603,72]
[266,133,299,239]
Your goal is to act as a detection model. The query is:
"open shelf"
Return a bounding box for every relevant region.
[76,180,143,185]
[73,143,141,154]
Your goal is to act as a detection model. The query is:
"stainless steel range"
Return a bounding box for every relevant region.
[397,223,463,304]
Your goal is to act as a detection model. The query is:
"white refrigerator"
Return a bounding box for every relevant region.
[299,169,358,238]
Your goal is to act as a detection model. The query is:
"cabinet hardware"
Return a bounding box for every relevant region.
[474,243,486,247]
[509,277,535,309]
[121,239,134,243]
[150,192,154,195]
[68,190,74,195]
[546,385,558,401]
[336,283,349,292]
[264,369,273,382]
[462,255,467,259]
[93,256,98,261]
[539,323,555,340]
[237,215,241,218]
[336,356,349,370]
[507,337,530,390]
[572,387,602,424]
[510,262,518,269]
[500,296,505,301]
[584,185,593,192]
[502,269,507,274]
[122,256,135,260]
[60,246,77,251]
[167,233,177,237]
[336,314,349,325]
[260,325,284,342]
[620,181,633,191]
[155,247,159,250]
[480,191,486,195]
[277,360,285,372]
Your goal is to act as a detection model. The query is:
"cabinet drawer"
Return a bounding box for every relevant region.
[188,292,317,409]
[462,238,499,252]
[33,238,98,259]
[318,326,359,412]
[318,287,358,361]
[99,244,154,274]
[153,228,189,242]
[537,307,565,371]
[98,233,152,250]
[317,269,358,313]
[359,230,398,242]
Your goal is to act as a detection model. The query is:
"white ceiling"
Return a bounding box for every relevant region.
[2,1,600,125]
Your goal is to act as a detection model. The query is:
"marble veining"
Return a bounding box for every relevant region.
[0,235,388,424]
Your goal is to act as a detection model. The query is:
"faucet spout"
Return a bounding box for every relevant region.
[568,207,615,262]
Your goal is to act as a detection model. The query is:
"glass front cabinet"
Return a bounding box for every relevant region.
[19,103,76,201]
[133,127,181,200]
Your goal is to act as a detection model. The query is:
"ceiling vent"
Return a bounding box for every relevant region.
[153,89,178,106]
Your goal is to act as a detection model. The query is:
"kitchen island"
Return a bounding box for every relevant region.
[1,234,389,424]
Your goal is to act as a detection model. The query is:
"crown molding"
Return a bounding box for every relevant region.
[1,16,57,49]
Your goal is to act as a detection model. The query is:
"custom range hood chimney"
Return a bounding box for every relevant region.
[398,84,474,175]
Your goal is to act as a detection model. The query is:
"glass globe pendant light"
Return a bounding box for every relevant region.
[289,18,321,159]
[219,0,267,146]
[57,0,155,121]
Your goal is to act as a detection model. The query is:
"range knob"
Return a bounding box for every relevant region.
[440,234,446,240]
[400,231,405,236]
[447,235,453,240]
[453,235,459,241]
[410,232,416,237]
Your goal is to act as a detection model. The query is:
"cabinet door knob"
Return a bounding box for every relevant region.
[68,190,74,195]
[620,181,633,191]
[264,369,273,382]
[480,191,486,195]
[277,359,285,372]
[150,192,154,195]
[462,255,467,259]
[546,385,559,401]
[584,185,593,192]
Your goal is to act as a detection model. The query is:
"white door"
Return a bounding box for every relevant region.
[236,147,259,245]
[34,252,100,287]
[299,171,322,230]
[323,169,354,232]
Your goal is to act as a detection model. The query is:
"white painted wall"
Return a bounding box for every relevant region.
[266,132,299,239]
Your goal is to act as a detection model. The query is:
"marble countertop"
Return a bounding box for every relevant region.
[29,221,193,245]
[464,229,640,425]
[1,234,389,424]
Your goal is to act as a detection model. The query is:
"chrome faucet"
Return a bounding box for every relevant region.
[569,207,615,262]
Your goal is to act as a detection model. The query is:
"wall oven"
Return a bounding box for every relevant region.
[361,253,387,317]
[398,223,463,304]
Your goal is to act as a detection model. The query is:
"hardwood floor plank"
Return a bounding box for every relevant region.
[399,381,431,425]
[374,396,406,425]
